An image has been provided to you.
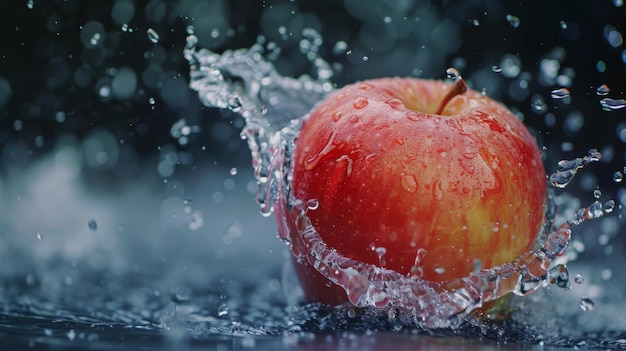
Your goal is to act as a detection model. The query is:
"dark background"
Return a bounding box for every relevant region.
[0,0,624,212]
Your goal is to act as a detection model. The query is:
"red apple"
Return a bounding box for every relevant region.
[279,77,547,305]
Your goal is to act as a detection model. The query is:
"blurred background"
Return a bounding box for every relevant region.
[0,0,625,349]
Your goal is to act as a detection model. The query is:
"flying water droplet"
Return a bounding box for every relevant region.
[596,84,610,96]
[172,286,192,302]
[614,171,624,183]
[491,65,502,73]
[228,96,243,112]
[593,189,602,199]
[500,54,521,78]
[569,201,604,226]
[90,33,101,46]
[550,88,570,99]
[531,96,548,114]
[580,297,595,312]
[604,200,616,213]
[147,28,160,43]
[574,274,584,284]
[506,14,520,28]
[549,149,602,188]
[548,264,570,290]
[218,303,229,317]
[600,98,626,110]
[470,19,480,26]
[229,167,238,176]
[88,219,98,231]
[332,41,348,55]
[26,0,34,9]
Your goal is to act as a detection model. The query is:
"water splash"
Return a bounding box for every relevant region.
[186,31,333,216]
[600,98,626,111]
[185,30,600,330]
[549,149,602,188]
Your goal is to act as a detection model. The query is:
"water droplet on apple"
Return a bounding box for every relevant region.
[409,266,424,280]
[353,96,368,109]
[445,67,460,81]
[349,115,359,123]
[433,181,443,200]
[462,152,478,159]
[385,98,404,110]
[550,88,570,99]
[459,161,475,174]
[414,248,427,265]
[580,297,595,312]
[600,98,626,110]
[434,266,446,275]
[400,172,418,194]
[306,199,319,210]
[332,111,343,122]
[394,137,405,145]
[506,14,520,28]
[491,222,500,232]
[406,111,421,121]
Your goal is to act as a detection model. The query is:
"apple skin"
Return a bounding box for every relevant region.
[282,78,546,305]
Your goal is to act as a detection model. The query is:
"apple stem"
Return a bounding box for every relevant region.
[436,77,468,115]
